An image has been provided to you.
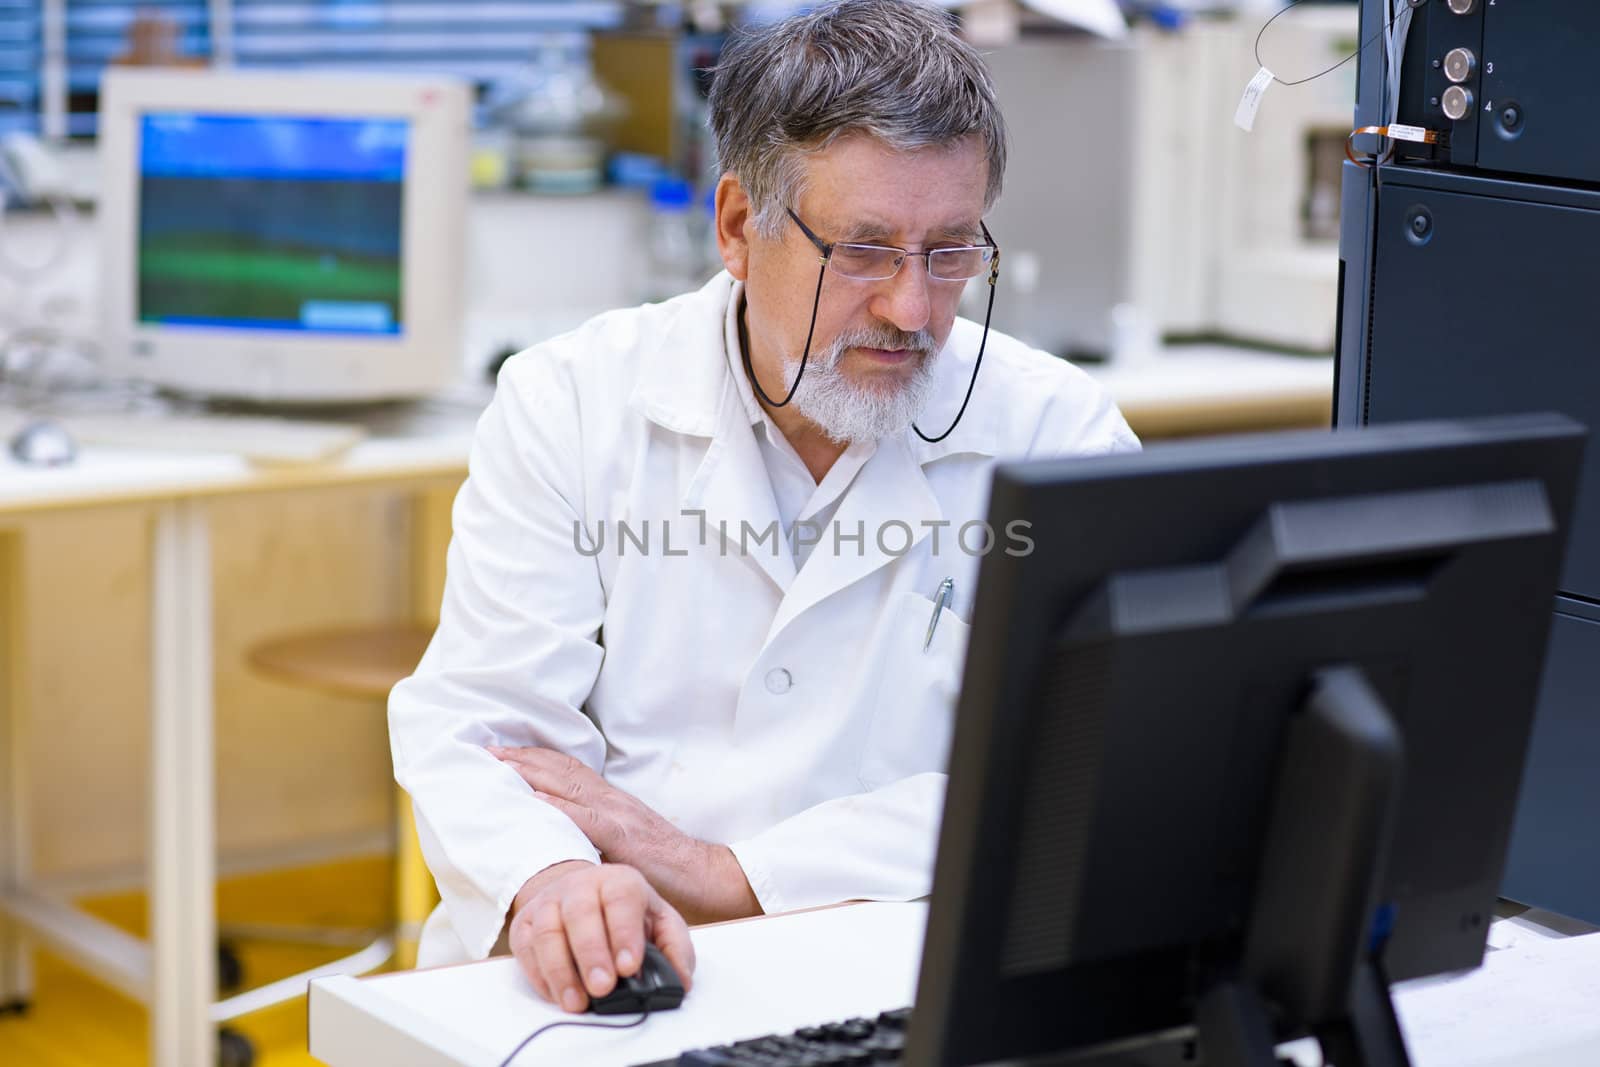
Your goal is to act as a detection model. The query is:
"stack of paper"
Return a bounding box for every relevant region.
[1394,931,1600,1066]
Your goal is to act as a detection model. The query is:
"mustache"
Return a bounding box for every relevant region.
[829,325,937,357]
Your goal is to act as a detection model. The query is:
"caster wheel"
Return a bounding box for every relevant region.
[0,998,29,1017]
[218,1026,256,1067]
[218,941,245,994]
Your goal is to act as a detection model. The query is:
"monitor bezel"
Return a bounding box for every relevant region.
[97,68,470,404]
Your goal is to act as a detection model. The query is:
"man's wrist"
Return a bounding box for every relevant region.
[695,842,761,923]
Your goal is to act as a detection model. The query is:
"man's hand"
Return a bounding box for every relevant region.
[490,745,761,924]
[508,860,695,1014]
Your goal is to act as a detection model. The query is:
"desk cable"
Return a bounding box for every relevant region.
[495,1005,653,1067]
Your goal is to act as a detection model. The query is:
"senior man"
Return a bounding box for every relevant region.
[390,0,1138,1015]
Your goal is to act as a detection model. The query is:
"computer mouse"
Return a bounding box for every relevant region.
[588,943,686,1015]
[7,418,77,467]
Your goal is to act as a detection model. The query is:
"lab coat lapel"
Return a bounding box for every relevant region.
[766,433,941,644]
[686,397,797,594]
[626,274,796,593]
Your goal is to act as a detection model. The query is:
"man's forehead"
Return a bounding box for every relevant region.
[798,133,989,240]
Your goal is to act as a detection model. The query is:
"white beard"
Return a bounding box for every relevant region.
[781,326,939,445]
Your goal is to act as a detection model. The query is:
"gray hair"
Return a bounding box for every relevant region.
[708,0,1007,239]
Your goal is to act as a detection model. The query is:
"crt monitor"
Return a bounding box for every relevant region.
[96,69,470,404]
[907,413,1584,1066]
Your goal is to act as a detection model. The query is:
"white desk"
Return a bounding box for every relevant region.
[312,903,926,1067]
[310,901,1600,1067]
[0,406,477,1067]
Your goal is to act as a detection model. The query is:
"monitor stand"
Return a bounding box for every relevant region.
[1068,666,1415,1067]
[1216,665,1414,1067]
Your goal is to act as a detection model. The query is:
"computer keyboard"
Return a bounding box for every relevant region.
[649,1006,911,1066]
[65,411,367,465]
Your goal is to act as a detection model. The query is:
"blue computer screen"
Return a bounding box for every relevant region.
[137,113,408,335]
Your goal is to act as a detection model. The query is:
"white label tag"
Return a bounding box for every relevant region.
[1234,67,1275,132]
[1386,123,1429,144]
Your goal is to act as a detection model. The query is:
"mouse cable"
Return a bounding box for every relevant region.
[495,1005,652,1067]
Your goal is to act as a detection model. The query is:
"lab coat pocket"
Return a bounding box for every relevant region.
[858,590,971,791]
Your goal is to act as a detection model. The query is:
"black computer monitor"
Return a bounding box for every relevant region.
[906,414,1585,1067]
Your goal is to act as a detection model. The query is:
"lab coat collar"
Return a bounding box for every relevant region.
[633,274,794,592]
[625,273,740,439]
[627,272,1010,465]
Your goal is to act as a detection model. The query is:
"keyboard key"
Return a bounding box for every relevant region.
[877,1007,911,1030]
[676,1006,912,1066]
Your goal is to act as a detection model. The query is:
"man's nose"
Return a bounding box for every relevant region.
[871,256,932,336]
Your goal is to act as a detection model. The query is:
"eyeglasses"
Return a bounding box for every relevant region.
[736,206,1002,444]
[786,209,998,283]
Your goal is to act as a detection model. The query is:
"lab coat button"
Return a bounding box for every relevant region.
[764,668,793,695]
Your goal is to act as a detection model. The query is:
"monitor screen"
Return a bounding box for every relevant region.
[136,112,408,336]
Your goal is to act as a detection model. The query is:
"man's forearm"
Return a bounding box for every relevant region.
[510,846,756,933]
[666,842,762,925]
[488,746,762,924]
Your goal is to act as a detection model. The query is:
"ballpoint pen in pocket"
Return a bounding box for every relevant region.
[924,577,954,652]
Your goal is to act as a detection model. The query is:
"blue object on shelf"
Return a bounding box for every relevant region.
[651,177,693,212]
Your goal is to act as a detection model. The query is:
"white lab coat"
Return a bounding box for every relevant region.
[390,272,1139,964]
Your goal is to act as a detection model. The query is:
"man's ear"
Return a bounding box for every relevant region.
[715,173,752,281]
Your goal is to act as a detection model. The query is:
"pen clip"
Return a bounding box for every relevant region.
[924,577,954,652]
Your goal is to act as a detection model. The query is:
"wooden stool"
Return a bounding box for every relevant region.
[243,623,438,970]
[249,625,434,700]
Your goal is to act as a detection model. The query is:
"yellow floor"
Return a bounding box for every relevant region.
[0,856,392,1067]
